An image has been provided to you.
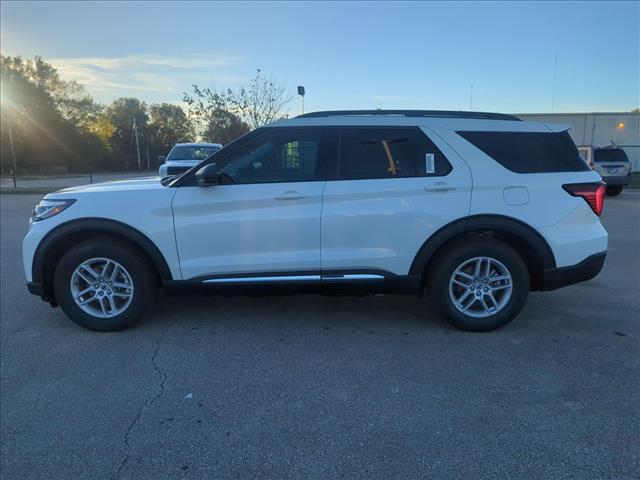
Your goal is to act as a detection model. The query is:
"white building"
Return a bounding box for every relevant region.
[516,112,639,171]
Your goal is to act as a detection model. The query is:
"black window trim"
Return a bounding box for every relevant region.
[334,126,453,182]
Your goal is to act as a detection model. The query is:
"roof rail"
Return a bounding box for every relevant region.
[297,110,521,121]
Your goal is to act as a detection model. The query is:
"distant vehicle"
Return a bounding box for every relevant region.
[24,110,608,333]
[158,143,222,177]
[578,145,631,197]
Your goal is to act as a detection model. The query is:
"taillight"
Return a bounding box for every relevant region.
[562,182,605,216]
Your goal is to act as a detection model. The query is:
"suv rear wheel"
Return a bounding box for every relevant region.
[54,238,156,331]
[428,238,529,332]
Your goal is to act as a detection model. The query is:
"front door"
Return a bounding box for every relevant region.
[172,127,330,280]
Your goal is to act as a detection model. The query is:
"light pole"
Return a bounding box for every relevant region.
[132,117,142,171]
[297,86,305,115]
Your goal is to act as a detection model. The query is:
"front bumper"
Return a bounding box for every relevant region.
[541,251,606,291]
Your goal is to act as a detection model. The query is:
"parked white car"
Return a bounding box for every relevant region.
[24,110,607,332]
[158,142,222,177]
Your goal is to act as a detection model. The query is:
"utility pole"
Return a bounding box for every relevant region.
[7,119,18,188]
[146,143,150,170]
[132,117,142,171]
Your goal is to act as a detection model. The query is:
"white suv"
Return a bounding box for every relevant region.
[23,110,608,332]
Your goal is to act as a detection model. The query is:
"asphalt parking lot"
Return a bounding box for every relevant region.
[1,192,639,480]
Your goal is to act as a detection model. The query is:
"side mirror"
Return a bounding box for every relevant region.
[195,163,220,186]
[157,155,166,163]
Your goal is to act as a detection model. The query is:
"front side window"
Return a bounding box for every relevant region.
[219,128,322,184]
[338,128,451,180]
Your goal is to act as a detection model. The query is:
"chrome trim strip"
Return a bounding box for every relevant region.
[322,274,385,281]
[202,275,320,284]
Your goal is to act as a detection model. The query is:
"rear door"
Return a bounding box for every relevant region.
[320,126,472,276]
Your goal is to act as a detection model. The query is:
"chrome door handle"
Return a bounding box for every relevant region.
[274,191,307,200]
[424,182,456,193]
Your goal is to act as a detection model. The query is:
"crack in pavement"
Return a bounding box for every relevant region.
[112,320,177,479]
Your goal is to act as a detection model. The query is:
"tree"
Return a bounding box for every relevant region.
[104,97,148,146]
[1,55,101,130]
[148,103,193,146]
[184,69,292,140]
[202,109,249,145]
[1,55,92,172]
[87,115,117,145]
[227,69,293,128]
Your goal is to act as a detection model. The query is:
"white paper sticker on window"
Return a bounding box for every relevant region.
[425,153,435,174]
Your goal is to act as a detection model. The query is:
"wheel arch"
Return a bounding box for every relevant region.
[410,215,556,291]
[33,218,173,305]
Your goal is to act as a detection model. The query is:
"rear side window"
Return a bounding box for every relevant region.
[339,127,452,180]
[594,148,629,163]
[458,130,590,173]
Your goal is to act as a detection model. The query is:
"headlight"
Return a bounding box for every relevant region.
[31,199,76,222]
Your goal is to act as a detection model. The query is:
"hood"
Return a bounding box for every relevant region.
[48,176,164,197]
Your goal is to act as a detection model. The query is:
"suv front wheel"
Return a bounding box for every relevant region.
[54,238,156,331]
[428,238,529,332]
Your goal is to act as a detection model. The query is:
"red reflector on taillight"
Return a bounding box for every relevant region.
[562,182,605,216]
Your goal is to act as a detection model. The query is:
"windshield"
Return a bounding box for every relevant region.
[594,148,629,163]
[167,145,220,161]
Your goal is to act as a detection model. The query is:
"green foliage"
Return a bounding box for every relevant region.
[148,103,193,146]
[104,97,148,146]
[202,109,250,145]
[1,55,95,172]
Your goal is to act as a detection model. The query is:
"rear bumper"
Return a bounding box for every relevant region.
[602,175,630,186]
[541,251,606,291]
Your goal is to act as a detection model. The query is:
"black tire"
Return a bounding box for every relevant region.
[606,185,623,197]
[54,237,156,331]
[427,237,529,332]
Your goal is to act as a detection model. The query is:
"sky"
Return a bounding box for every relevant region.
[1,1,638,114]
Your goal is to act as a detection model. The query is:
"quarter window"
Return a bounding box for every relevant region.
[338,128,451,180]
[458,130,590,173]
